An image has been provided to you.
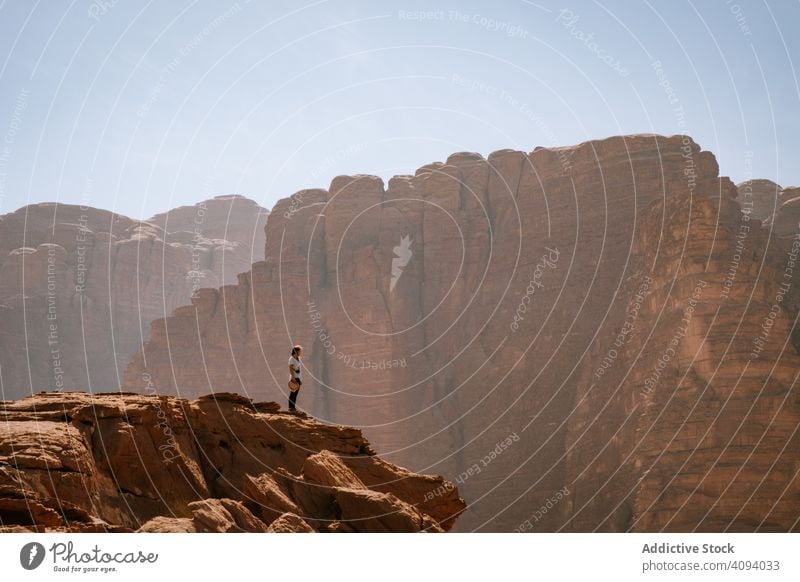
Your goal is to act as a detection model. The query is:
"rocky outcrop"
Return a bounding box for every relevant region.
[123,135,800,532]
[0,392,465,532]
[0,196,267,399]
[267,512,315,533]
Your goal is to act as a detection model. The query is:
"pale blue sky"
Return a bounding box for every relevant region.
[0,0,797,218]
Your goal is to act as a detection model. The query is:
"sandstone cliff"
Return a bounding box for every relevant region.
[0,195,267,399]
[0,391,464,532]
[124,135,800,532]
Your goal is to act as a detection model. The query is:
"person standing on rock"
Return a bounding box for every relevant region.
[288,345,303,412]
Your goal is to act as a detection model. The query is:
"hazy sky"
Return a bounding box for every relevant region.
[0,0,797,218]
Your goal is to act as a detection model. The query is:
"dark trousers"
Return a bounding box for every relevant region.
[289,386,300,409]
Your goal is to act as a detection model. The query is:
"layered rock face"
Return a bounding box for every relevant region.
[0,392,464,532]
[0,196,267,399]
[124,135,800,531]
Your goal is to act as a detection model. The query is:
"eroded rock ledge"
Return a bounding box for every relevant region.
[0,392,465,532]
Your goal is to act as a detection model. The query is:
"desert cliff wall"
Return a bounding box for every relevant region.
[0,392,464,532]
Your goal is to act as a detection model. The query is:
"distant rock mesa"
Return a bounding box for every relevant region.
[0,195,267,398]
[124,134,800,532]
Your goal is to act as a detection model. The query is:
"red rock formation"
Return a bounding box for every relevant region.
[0,196,267,399]
[736,178,783,222]
[123,135,800,531]
[0,392,464,532]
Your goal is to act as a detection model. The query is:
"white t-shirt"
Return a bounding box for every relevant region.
[288,356,301,380]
